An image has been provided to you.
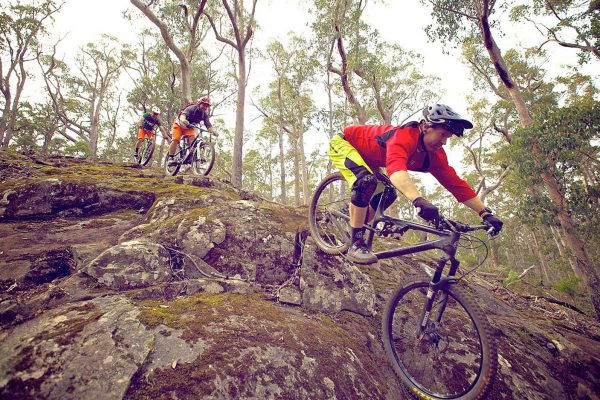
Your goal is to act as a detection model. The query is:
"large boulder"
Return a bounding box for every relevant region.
[0,296,154,400]
[83,240,171,290]
[0,179,154,220]
[300,240,376,317]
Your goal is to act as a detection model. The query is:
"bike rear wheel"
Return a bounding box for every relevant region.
[308,172,352,254]
[139,139,155,166]
[382,276,497,400]
[191,140,215,176]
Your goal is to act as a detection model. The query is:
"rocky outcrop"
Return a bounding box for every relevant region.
[0,296,154,400]
[1,152,600,400]
[0,178,154,220]
[300,241,376,316]
[20,247,76,288]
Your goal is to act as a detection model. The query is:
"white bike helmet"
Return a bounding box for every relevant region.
[422,104,473,136]
[151,106,160,114]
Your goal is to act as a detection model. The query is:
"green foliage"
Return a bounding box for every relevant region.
[498,99,600,249]
[553,275,580,296]
[510,0,599,64]
[504,270,520,286]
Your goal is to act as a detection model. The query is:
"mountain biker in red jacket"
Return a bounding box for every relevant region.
[167,97,218,165]
[329,104,503,264]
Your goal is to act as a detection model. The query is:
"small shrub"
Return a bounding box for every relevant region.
[553,275,580,296]
[504,270,520,287]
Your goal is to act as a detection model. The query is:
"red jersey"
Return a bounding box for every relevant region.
[342,124,477,202]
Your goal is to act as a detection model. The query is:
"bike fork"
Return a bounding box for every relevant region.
[417,256,451,338]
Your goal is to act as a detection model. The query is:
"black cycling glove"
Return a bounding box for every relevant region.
[483,214,503,235]
[412,197,440,223]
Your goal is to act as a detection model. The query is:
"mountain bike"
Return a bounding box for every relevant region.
[135,135,156,167]
[308,171,499,400]
[164,125,216,176]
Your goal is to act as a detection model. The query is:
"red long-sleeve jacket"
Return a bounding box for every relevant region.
[342,123,477,202]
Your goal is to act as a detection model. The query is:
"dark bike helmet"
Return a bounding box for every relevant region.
[422,104,473,137]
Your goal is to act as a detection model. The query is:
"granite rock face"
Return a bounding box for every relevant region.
[1,153,599,400]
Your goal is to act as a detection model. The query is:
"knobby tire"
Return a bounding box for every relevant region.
[382,275,498,400]
[164,152,181,176]
[139,139,155,166]
[191,140,215,176]
[308,172,352,254]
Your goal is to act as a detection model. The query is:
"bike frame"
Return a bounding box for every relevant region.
[177,127,213,164]
[349,175,487,333]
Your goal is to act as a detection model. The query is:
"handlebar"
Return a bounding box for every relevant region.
[440,217,497,236]
[188,124,217,137]
[370,171,500,236]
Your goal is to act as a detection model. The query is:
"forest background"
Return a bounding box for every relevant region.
[1,0,600,319]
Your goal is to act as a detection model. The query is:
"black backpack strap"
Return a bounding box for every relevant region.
[399,121,419,129]
[375,121,419,148]
[375,128,398,148]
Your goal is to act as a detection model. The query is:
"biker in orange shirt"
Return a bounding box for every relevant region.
[134,106,169,159]
[167,97,217,165]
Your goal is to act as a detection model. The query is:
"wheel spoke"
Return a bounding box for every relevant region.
[309,173,353,254]
[385,281,491,399]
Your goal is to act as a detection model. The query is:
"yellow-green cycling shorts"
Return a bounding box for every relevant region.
[328,133,386,196]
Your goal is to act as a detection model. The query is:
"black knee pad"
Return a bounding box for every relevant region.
[370,190,397,211]
[351,174,377,207]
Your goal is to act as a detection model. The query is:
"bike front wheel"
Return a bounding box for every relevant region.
[191,140,215,176]
[139,139,155,166]
[164,153,181,176]
[308,172,352,254]
[382,276,497,400]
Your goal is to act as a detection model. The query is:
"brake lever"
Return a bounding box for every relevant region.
[436,216,454,232]
[483,222,498,236]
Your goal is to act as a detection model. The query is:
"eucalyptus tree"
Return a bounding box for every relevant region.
[460,42,556,201]
[41,35,131,158]
[129,0,209,104]
[11,100,62,154]
[311,0,438,126]
[255,35,317,205]
[353,41,439,125]
[511,0,599,62]
[255,89,290,203]
[0,0,62,148]
[242,129,278,199]
[503,101,600,285]
[205,0,258,189]
[125,31,185,166]
[311,0,372,124]
[424,0,600,318]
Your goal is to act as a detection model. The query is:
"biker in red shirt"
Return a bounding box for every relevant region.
[329,104,503,264]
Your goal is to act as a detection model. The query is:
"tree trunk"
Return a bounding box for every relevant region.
[293,137,300,207]
[298,112,308,205]
[531,229,550,286]
[129,0,204,103]
[277,126,287,204]
[478,6,600,319]
[231,54,246,188]
[0,96,12,147]
[550,225,566,257]
[2,70,27,148]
